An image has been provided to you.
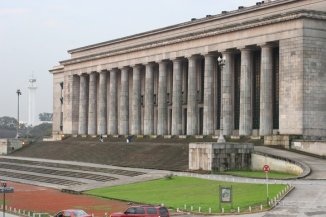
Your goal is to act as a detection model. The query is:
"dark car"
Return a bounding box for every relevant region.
[110,205,169,217]
[53,209,92,217]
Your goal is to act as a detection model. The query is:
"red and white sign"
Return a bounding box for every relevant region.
[263,165,270,173]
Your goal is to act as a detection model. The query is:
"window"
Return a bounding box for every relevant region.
[147,208,157,214]
[125,208,136,214]
[159,208,168,217]
[73,210,87,217]
[63,212,71,217]
[135,208,145,214]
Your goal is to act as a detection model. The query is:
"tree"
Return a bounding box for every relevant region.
[0,116,17,129]
[39,113,53,122]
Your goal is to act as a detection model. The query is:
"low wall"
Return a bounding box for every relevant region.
[189,143,253,171]
[291,140,326,157]
[264,135,290,148]
[0,139,23,155]
[251,153,303,176]
[189,143,213,171]
[0,139,8,154]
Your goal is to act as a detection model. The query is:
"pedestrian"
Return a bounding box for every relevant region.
[99,134,104,143]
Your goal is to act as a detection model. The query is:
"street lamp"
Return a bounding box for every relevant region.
[217,56,226,143]
[16,89,22,138]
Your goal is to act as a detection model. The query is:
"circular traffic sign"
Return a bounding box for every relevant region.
[263,165,270,173]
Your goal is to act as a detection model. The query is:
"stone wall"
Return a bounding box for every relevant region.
[302,19,326,136]
[291,140,326,157]
[189,143,253,171]
[0,139,23,155]
[251,153,303,175]
[279,36,304,135]
[264,135,290,148]
[189,143,213,171]
[53,72,64,134]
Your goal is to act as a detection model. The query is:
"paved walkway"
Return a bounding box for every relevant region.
[0,212,20,217]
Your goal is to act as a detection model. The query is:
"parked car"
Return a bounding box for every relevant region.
[110,205,169,217]
[53,209,92,217]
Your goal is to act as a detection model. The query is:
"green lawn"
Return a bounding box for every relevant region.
[219,170,297,179]
[86,176,286,213]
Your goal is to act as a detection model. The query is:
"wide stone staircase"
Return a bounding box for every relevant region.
[10,137,189,171]
[0,137,189,191]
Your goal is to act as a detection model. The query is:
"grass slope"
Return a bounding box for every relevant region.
[86,176,286,213]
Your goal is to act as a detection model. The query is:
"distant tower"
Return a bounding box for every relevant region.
[28,75,37,126]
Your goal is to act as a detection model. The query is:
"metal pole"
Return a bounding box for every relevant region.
[266,172,269,205]
[16,89,21,138]
[17,92,19,138]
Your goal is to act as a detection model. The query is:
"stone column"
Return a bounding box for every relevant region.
[203,53,216,135]
[78,74,88,135]
[131,65,142,135]
[108,68,118,135]
[88,72,97,135]
[239,48,253,136]
[260,44,274,136]
[187,55,198,135]
[98,71,107,135]
[119,67,129,135]
[172,58,183,135]
[222,51,235,136]
[144,63,155,135]
[157,61,168,135]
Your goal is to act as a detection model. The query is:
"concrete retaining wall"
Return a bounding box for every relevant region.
[291,140,326,157]
[0,139,23,155]
[189,143,213,171]
[251,153,303,175]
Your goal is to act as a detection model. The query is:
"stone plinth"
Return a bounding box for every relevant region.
[0,139,23,155]
[189,142,254,171]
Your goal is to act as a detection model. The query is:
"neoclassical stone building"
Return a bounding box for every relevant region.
[50,0,326,139]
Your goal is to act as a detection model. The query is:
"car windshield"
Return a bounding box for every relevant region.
[73,210,87,217]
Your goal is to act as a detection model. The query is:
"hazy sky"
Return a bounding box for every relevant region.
[0,0,259,122]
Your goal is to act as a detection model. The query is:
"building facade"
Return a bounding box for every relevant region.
[50,0,326,138]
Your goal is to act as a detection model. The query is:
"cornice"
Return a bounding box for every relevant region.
[49,65,64,74]
[67,0,298,54]
[60,10,326,66]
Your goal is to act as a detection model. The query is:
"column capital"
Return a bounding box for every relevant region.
[220,49,234,55]
[159,59,171,64]
[185,54,201,60]
[89,71,97,75]
[238,46,254,52]
[99,70,108,74]
[259,42,277,48]
[171,57,184,63]
[109,67,119,73]
[146,61,156,67]
[121,66,131,71]
[203,52,218,57]
[131,64,143,69]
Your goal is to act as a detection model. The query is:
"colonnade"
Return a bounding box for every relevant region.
[71,43,278,136]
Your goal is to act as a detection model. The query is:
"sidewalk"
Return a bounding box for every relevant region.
[0,212,20,217]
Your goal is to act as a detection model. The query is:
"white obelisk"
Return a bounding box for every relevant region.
[28,76,37,126]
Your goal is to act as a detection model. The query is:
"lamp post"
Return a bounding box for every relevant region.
[16,89,22,138]
[217,56,226,143]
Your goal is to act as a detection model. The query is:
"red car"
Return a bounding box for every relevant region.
[110,205,169,217]
[53,209,92,217]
